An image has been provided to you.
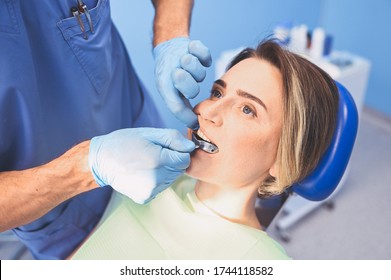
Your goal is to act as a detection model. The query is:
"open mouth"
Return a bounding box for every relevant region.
[196,130,212,143]
[192,130,219,154]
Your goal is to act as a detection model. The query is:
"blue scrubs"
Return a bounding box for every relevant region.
[0,0,164,259]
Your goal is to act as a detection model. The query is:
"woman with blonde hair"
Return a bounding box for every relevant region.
[71,39,339,260]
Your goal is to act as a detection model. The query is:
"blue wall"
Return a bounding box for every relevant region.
[320,0,391,118]
[111,0,390,132]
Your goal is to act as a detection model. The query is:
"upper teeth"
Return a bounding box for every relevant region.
[197,130,212,142]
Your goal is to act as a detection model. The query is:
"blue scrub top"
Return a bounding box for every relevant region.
[0,0,164,259]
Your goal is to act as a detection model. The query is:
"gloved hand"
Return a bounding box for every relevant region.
[88,128,195,204]
[154,37,212,129]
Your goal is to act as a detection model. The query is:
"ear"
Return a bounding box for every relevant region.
[269,160,279,178]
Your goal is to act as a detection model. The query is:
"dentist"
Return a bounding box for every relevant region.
[0,0,211,259]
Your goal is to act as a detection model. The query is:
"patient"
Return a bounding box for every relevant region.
[71,39,338,260]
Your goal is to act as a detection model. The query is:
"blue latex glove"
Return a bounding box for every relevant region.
[154,37,212,129]
[88,128,195,204]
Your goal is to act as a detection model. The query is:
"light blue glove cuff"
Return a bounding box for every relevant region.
[153,37,189,59]
[88,136,108,188]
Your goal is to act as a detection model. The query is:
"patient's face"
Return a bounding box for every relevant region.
[187,58,283,189]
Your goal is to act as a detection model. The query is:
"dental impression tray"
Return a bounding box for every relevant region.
[192,132,219,154]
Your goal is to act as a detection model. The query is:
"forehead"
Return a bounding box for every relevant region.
[222,58,283,100]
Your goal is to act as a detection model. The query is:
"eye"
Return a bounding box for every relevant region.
[242,105,256,116]
[210,89,222,99]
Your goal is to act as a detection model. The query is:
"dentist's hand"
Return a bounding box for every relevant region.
[88,128,195,204]
[154,37,212,129]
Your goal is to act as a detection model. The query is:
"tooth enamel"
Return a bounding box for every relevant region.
[197,130,211,142]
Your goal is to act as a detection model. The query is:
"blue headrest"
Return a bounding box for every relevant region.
[291,81,359,201]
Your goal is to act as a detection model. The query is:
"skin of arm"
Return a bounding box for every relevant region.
[0,141,96,232]
[151,0,194,47]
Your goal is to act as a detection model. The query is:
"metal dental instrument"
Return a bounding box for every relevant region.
[192,132,219,154]
[71,7,88,40]
[77,0,94,34]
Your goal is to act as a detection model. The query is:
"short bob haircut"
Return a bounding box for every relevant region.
[227,39,339,198]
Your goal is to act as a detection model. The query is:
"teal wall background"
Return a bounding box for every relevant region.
[111,0,390,132]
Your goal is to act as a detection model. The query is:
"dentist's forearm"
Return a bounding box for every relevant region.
[152,0,194,46]
[0,141,96,232]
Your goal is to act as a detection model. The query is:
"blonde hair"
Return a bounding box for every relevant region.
[227,39,339,198]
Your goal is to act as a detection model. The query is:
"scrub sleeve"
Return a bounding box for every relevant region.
[0,0,163,259]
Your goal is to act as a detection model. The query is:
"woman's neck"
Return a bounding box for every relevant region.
[194,180,263,230]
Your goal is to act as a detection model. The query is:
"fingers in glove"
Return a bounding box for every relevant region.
[159,147,191,170]
[172,68,200,99]
[188,40,212,67]
[180,54,206,82]
[150,129,195,153]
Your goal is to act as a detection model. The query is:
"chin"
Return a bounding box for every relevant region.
[186,152,210,181]
[186,154,201,179]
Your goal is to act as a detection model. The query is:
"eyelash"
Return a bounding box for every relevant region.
[209,88,257,118]
[210,89,222,99]
[242,105,256,117]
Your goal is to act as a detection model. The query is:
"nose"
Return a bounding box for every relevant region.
[194,99,223,126]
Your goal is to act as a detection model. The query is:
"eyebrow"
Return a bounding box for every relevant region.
[214,79,268,111]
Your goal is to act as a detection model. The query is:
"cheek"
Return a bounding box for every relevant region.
[223,137,265,173]
[187,135,262,184]
[220,131,279,183]
[186,127,280,185]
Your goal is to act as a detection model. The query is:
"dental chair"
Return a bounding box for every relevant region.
[255,81,359,240]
